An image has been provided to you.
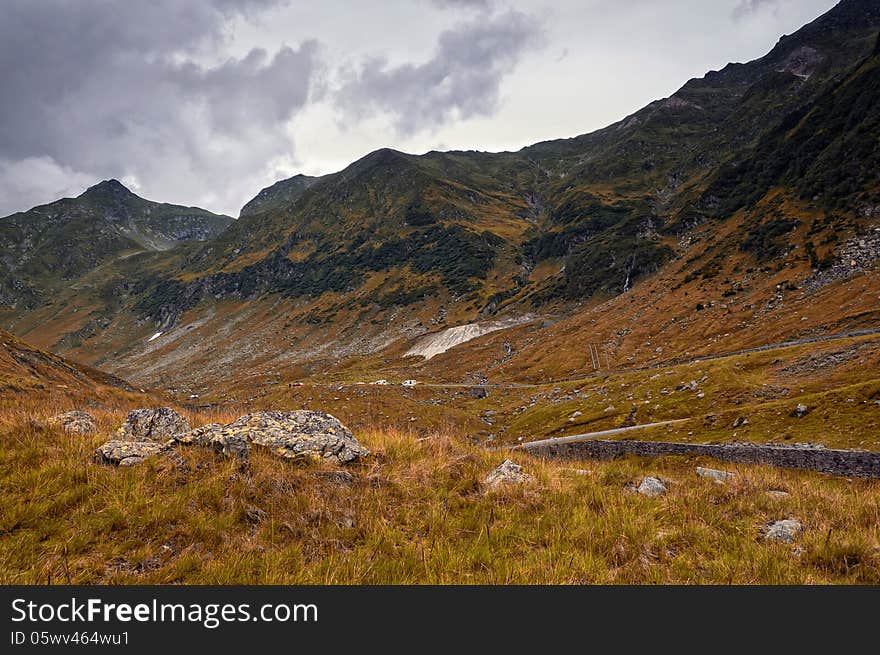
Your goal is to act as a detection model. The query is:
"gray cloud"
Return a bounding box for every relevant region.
[428,0,492,9]
[0,0,314,216]
[335,10,544,136]
[732,0,782,20]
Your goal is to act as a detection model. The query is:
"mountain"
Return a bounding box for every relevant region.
[239,173,322,217]
[0,0,878,397]
[0,180,232,308]
[136,0,880,315]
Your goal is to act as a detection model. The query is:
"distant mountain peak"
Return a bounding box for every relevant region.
[239,173,321,217]
[79,178,138,202]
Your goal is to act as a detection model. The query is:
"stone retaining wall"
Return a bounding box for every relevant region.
[523,439,880,479]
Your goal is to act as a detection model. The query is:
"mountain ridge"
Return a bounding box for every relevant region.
[0,179,232,308]
[0,0,877,399]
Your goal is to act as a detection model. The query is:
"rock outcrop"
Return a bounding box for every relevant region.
[174,411,368,463]
[49,411,97,435]
[483,459,533,491]
[95,440,170,467]
[117,407,191,442]
[637,477,667,497]
[764,519,803,543]
[696,467,735,483]
[173,423,222,446]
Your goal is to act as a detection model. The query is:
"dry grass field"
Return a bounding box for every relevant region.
[2,406,878,585]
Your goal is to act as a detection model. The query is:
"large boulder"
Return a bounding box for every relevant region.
[49,410,97,435]
[175,411,368,464]
[117,407,190,442]
[173,423,223,446]
[95,440,170,467]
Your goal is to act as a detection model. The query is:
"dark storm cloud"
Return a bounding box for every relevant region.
[0,0,314,215]
[335,10,544,136]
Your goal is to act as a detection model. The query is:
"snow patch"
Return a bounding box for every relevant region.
[405,317,533,360]
[147,332,162,342]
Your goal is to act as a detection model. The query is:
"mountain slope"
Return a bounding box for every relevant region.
[132,0,880,318]
[0,330,135,396]
[239,173,322,217]
[0,180,232,308]
[0,0,878,397]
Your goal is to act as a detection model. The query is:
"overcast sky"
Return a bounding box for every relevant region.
[0,0,839,217]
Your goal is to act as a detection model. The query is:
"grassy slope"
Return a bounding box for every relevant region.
[0,329,149,415]
[1,413,877,584]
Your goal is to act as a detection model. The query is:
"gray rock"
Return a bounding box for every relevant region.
[766,490,790,499]
[174,423,223,446]
[211,432,250,459]
[696,467,734,483]
[791,403,810,418]
[470,386,489,399]
[483,459,533,491]
[94,440,170,466]
[49,410,97,435]
[187,411,368,464]
[764,519,803,543]
[117,407,190,442]
[732,416,749,428]
[637,477,667,497]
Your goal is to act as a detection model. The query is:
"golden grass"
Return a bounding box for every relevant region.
[1,408,878,584]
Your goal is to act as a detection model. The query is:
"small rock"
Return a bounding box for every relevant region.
[637,477,667,497]
[764,519,803,543]
[766,490,790,499]
[94,440,170,466]
[470,386,489,399]
[791,403,810,418]
[314,470,355,485]
[732,416,749,428]
[245,506,268,523]
[483,459,533,491]
[117,407,191,442]
[49,410,97,435]
[696,467,734,483]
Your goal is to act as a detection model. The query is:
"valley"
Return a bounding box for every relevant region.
[1,0,879,585]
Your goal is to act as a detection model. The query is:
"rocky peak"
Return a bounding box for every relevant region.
[78,178,140,205]
[239,173,320,217]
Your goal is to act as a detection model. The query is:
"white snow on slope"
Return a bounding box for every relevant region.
[147,331,162,342]
[405,317,533,360]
